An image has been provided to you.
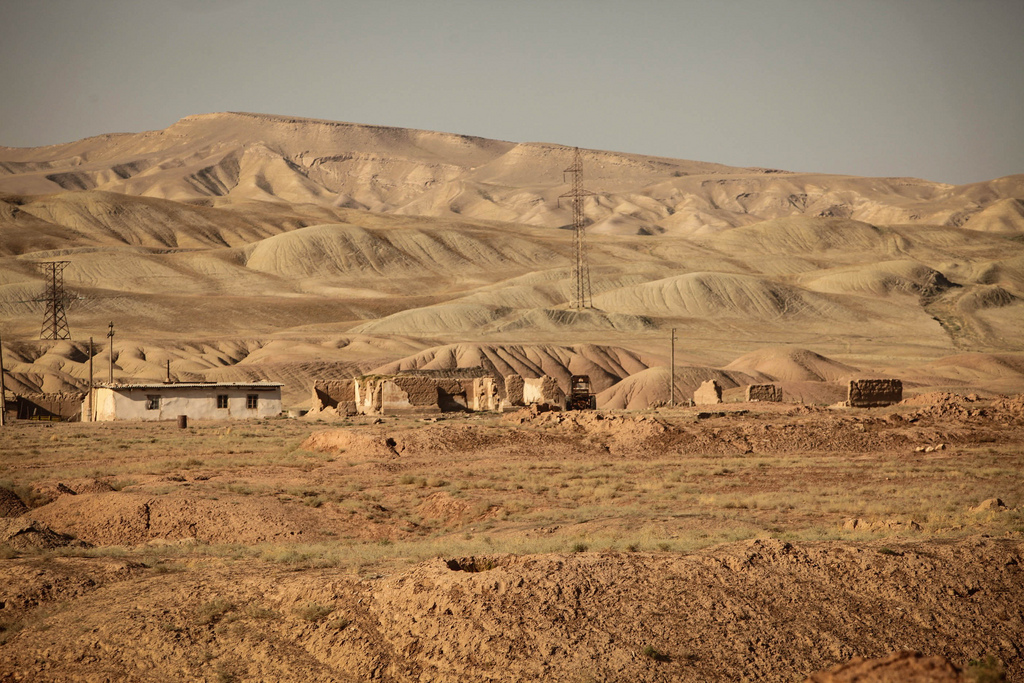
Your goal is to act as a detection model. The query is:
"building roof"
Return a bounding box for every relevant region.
[95,382,283,390]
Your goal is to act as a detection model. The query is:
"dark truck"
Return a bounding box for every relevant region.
[565,374,597,410]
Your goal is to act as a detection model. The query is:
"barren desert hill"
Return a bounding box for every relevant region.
[2,112,1024,404]
[3,111,1023,233]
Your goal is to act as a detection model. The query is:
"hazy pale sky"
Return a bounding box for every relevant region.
[2,0,1022,184]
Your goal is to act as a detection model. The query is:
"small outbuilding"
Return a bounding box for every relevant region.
[84,382,283,422]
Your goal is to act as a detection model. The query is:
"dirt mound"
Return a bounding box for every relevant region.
[25,492,323,546]
[806,650,965,682]
[597,365,756,410]
[902,391,974,407]
[302,429,400,458]
[0,518,86,550]
[503,409,669,455]
[363,538,1022,682]
[70,479,117,494]
[724,347,859,382]
[0,487,28,517]
[416,492,500,527]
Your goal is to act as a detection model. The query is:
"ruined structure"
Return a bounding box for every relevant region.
[14,392,85,421]
[694,379,723,405]
[311,379,357,416]
[847,379,902,408]
[746,384,782,402]
[344,372,565,416]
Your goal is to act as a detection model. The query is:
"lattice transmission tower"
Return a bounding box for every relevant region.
[559,147,596,310]
[39,261,71,340]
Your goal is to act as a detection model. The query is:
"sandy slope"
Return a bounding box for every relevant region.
[2,112,1024,403]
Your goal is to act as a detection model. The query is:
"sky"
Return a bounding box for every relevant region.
[1,0,1022,185]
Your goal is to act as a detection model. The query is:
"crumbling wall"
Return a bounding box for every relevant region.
[848,379,902,408]
[355,376,468,415]
[523,376,563,407]
[746,384,782,402]
[312,380,356,415]
[471,377,502,412]
[504,374,525,406]
[694,380,722,405]
[16,392,85,421]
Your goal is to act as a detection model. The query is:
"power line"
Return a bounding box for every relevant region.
[39,261,71,340]
[559,147,596,310]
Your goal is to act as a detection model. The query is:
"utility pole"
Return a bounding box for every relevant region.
[0,329,6,427]
[558,147,596,310]
[39,261,71,340]
[107,321,115,384]
[670,327,676,407]
[88,337,94,422]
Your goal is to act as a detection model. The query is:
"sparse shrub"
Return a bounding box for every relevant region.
[294,602,333,623]
[328,616,350,630]
[0,619,24,645]
[196,599,236,625]
[244,604,281,620]
[966,654,1006,683]
[642,645,670,662]
[571,542,589,553]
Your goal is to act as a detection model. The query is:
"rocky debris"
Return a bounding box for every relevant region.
[805,650,965,682]
[843,519,922,533]
[0,487,28,517]
[992,394,1024,419]
[914,443,947,452]
[971,498,1007,513]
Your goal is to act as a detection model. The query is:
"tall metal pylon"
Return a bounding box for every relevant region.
[559,147,596,310]
[39,261,71,340]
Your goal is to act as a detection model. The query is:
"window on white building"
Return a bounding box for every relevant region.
[217,395,228,409]
[246,394,258,410]
[146,395,160,410]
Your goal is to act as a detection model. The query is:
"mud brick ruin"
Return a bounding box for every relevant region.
[312,380,357,416]
[312,372,564,416]
[847,379,903,407]
[694,379,723,405]
[746,384,782,402]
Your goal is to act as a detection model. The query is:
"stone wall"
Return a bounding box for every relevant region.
[848,379,903,408]
[355,376,469,415]
[746,384,782,402]
[694,380,722,405]
[311,380,356,415]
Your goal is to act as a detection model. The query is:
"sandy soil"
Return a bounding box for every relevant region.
[0,393,1021,681]
[2,112,1023,681]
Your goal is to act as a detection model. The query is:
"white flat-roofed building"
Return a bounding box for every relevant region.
[83,382,283,422]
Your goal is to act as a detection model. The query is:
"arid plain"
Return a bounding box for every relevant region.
[1,113,1023,680]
